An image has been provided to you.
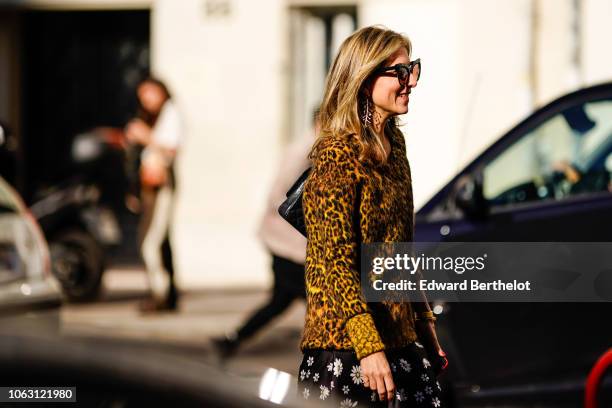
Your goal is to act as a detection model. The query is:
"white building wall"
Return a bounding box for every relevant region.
[582,0,612,86]
[537,0,577,103]
[151,0,286,290]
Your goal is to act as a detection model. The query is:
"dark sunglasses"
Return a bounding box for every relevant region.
[375,58,421,85]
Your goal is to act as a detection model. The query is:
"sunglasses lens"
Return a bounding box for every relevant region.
[397,66,410,84]
[412,62,421,81]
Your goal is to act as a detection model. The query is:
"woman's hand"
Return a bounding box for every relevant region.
[360,351,395,401]
[125,119,152,146]
[416,320,449,376]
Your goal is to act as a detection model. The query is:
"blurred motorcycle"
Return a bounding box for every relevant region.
[30,128,135,302]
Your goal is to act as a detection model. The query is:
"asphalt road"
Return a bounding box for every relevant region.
[60,266,306,379]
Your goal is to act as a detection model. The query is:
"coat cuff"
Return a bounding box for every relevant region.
[346,313,385,360]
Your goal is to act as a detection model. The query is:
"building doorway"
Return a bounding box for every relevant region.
[287,6,357,142]
[19,9,150,264]
[20,9,150,201]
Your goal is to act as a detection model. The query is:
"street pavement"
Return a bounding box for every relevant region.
[60,266,306,379]
[26,267,581,407]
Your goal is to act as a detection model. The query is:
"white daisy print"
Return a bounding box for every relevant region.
[432,397,441,407]
[340,398,358,408]
[421,373,429,382]
[391,362,397,372]
[371,391,377,402]
[333,358,343,377]
[342,385,350,395]
[423,358,431,369]
[330,381,334,389]
[399,358,412,372]
[305,369,311,379]
[350,365,363,385]
[302,387,310,399]
[415,341,424,348]
[396,388,407,402]
[299,369,307,381]
[313,373,319,382]
[414,391,425,402]
[436,381,442,391]
[425,385,433,395]
[319,385,330,400]
[327,362,333,372]
[307,356,314,366]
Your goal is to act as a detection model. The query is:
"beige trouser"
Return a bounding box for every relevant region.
[138,184,175,300]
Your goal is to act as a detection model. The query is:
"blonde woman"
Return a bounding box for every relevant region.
[298,26,446,406]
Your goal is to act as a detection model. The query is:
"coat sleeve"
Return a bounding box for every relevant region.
[313,142,385,360]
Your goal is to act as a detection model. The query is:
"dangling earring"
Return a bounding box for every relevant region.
[360,94,373,127]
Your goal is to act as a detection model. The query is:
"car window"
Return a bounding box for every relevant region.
[0,237,23,283]
[483,99,612,207]
[0,178,31,283]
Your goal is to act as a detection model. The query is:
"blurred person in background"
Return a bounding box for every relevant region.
[297,26,447,406]
[211,112,319,358]
[125,77,182,313]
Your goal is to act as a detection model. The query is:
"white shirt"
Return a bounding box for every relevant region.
[151,100,183,150]
[142,100,183,166]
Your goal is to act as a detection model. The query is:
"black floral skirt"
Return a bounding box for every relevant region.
[298,342,444,407]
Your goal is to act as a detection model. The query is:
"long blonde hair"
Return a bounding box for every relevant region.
[310,26,412,166]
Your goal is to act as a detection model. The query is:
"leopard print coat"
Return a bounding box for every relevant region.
[300,128,418,360]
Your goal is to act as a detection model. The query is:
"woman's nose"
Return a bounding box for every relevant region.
[408,74,418,88]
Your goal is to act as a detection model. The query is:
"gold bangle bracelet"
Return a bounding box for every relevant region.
[414,311,437,322]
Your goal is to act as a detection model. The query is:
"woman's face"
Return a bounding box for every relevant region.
[137,82,166,114]
[369,47,417,118]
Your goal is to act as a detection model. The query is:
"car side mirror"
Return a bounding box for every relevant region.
[454,172,488,219]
